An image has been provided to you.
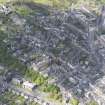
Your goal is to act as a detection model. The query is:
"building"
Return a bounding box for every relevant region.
[31,63,39,71]
[12,78,23,85]
[23,81,36,91]
[0,64,4,70]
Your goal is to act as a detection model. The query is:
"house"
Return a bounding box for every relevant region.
[22,81,36,91]
[31,63,39,71]
[12,78,23,85]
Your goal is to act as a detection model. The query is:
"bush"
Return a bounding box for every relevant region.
[15,6,33,16]
[25,68,47,85]
[48,91,62,101]
[42,84,60,93]
[70,98,79,105]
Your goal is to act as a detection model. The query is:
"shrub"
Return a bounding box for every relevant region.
[70,98,79,105]
[15,6,33,16]
[42,84,60,93]
[49,91,62,101]
[25,68,47,85]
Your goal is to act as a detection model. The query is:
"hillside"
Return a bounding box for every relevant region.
[0,0,105,105]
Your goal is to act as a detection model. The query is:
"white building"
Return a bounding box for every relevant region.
[23,81,36,91]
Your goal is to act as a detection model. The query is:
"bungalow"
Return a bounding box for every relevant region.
[23,81,36,91]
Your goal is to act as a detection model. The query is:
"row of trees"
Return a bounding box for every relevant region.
[41,83,62,101]
[24,68,47,85]
[41,83,60,93]
[24,68,63,101]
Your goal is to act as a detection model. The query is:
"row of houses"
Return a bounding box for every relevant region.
[85,78,105,105]
[7,87,50,105]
